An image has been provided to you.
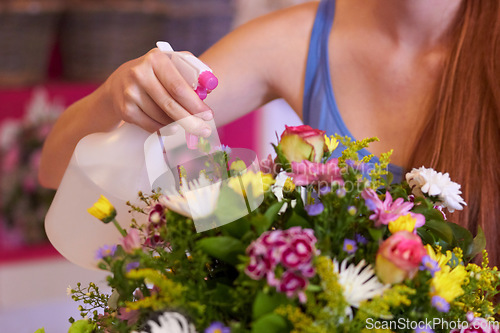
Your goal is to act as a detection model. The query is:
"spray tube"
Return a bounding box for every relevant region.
[156,41,217,149]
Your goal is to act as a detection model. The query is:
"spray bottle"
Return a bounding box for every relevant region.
[44,43,262,269]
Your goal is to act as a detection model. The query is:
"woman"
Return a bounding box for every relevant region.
[39,0,500,265]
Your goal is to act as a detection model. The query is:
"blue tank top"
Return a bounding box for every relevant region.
[302,0,404,183]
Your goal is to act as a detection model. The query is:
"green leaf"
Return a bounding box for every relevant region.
[285,211,311,229]
[215,186,250,223]
[197,236,246,266]
[264,202,285,224]
[68,320,95,333]
[209,283,234,308]
[421,219,453,244]
[469,226,486,260]
[221,216,251,239]
[34,329,45,333]
[252,291,289,320]
[447,222,474,253]
[386,172,394,186]
[250,214,273,235]
[417,228,436,246]
[251,313,289,333]
[306,284,322,292]
[368,227,385,242]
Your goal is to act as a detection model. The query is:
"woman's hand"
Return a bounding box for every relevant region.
[102,48,214,136]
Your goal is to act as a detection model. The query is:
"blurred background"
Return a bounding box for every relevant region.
[0,0,305,331]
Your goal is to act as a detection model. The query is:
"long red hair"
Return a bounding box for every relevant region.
[410,1,500,265]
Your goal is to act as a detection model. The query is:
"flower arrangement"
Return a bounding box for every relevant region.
[64,125,499,333]
[0,89,62,248]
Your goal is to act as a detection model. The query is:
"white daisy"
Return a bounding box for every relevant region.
[405,166,466,212]
[133,312,196,333]
[333,259,389,310]
[272,171,296,213]
[159,173,221,219]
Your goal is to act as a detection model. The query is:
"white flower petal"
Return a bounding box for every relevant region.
[332,258,389,308]
[160,174,221,219]
[405,166,466,212]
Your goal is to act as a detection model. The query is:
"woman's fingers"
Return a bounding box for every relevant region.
[141,49,213,136]
[113,48,215,136]
[121,98,164,133]
[124,84,171,126]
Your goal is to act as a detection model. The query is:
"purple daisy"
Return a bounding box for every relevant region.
[205,321,230,333]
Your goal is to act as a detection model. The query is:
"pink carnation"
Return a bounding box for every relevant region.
[245,227,317,303]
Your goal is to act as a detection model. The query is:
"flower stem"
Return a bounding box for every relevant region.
[112,219,127,237]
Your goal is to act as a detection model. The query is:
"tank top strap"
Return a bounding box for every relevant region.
[302,0,336,124]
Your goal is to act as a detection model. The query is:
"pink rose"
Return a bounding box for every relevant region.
[376,231,426,284]
[278,125,326,163]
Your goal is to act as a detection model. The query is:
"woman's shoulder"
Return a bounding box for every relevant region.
[231,1,320,41]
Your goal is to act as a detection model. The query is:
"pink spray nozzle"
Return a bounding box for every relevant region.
[195,86,208,100]
[198,71,219,91]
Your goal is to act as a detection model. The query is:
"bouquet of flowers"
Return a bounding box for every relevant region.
[0,89,62,247]
[64,125,499,333]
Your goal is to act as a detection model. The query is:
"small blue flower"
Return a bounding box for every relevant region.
[347,206,357,216]
[419,255,440,276]
[364,198,377,212]
[126,261,140,272]
[343,239,357,254]
[355,234,368,245]
[305,202,324,216]
[336,188,346,198]
[431,295,450,313]
[319,186,331,195]
[216,145,232,154]
[205,321,230,333]
[96,244,117,259]
[415,323,434,333]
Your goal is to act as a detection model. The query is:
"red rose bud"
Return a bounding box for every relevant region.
[375,231,427,284]
[278,125,326,163]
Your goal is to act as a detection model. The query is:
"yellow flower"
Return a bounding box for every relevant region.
[87,195,116,223]
[431,264,467,303]
[425,244,452,269]
[283,177,295,193]
[230,159,247,173]
[324,135,339,153]
[228,171,275,198]
[388,214,416,234]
